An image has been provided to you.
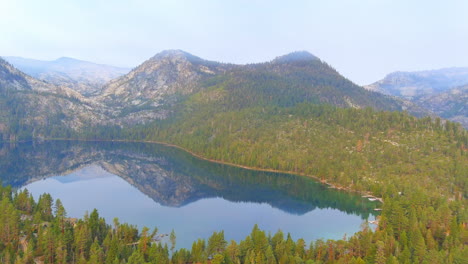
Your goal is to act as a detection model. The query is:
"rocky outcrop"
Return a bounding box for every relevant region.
[0,57,106,138]
[3,56,130,96]
[416,85,468,128]
[365,67,468,100]
[366,68,468,128]
[0,50,437,137]
[96,50,234,124]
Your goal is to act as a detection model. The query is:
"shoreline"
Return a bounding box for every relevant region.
[43,137,384,203]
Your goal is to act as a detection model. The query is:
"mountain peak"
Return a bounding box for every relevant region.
[150,50,206,64]
[158,49,192,56]
[273,51,319,63]
[56,56,76,61]
[54,57,83,63]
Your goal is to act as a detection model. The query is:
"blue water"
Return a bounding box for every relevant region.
[2,141,377,249]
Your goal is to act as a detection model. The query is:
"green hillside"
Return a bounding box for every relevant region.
[1,51,467,263]
[189,55,403,111]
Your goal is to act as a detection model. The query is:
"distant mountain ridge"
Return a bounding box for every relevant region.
[0,57,104,140]
[3,56,131,95]
[0,49,435,140]
[366,67,468,128]
[96,50,424,125]
[365,67,468,99]
[415,85,468,128]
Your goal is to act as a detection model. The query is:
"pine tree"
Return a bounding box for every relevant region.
[170,229,176,254]
[412,229,426,264]
[127,249,146,264]
[265,245,276,264]
[375,241,386,264]
[89,238,104,264]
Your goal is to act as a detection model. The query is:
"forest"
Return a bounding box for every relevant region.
[1,57,467,263]
[1,101,463,263]
[0,179,466,263]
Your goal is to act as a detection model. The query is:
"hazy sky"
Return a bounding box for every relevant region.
[1,0,467,85]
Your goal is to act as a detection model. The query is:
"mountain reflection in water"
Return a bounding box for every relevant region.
[0,140,377,248]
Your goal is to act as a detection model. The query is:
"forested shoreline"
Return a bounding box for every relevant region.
[0,181,466,264]
[1,104,467,263]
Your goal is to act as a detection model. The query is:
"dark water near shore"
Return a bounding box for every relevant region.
[0,140,377,249]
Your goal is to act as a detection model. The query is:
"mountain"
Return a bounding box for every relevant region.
[366,67,468,128]
[91,51,465,205]
[0,57,104,140]
[415,85,468,128]
[272,51,319,63]
[3,56,130,95]
[96,50,234,124]
[365,67,468,99]
[1,50,433,139]
[97,50,422,125]
[0,51,467,262]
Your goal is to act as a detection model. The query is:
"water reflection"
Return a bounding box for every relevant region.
[0,140,377,216]
[0,140,378,248]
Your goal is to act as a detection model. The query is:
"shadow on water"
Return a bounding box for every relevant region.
[0,140,378,218]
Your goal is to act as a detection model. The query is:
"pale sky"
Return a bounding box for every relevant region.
[1,0,467,85]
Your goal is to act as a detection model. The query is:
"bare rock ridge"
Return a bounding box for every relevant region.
[96,50,416,125]
[366,67,468,128]
[0,57,104,139]
[365,67,468,99]
[95,50,237,124]
[3,56,131,96]
[416,85,468,128]
[0,50,451,140]
[98,50,229,106]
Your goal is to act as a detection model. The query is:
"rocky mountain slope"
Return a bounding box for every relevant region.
[96,50,234,124]
[4,56,130,95]
[96,50,423,125]
[415,85,468,128]
[366,67,468,128]
[0,50,434,140]
[365,67,468,100]
[0,57,105,140]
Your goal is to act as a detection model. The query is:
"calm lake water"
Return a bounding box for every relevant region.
[0,140,377,249]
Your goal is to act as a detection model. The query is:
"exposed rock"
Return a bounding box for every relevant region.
[416,85,468,128]
[365,67,468,100]
[0,57,106,137]
[3,56,130,96]
[96,50,233,123]
[366,67,468,128]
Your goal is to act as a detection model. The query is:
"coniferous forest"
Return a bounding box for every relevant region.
[1,101,467,263]
[0,45,466,264]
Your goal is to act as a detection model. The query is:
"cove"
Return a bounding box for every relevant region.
[0,140,377,249]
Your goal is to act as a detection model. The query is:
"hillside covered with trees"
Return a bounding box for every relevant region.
[0,51,467,263]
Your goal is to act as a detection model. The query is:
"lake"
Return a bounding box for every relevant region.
[0,140,377,249]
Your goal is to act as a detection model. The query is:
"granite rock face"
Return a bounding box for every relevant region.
[96,50,234,124]
[366,68,468,128]
[3,56,130,96]
[0,57,106,138]
[365,67,468,100]
[415,85,468,128]
[0,50,440,138]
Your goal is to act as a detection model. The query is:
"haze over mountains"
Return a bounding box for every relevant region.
[3,56,131,95]
[366,67,468,128]
[0,49,465,142]
[0,57,104,140]
[1,50,467,264]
